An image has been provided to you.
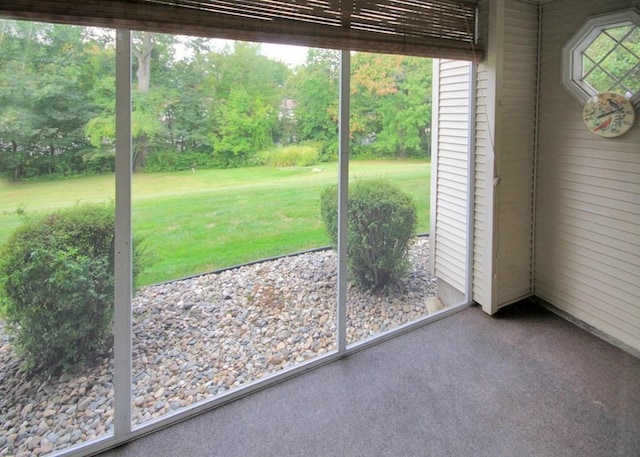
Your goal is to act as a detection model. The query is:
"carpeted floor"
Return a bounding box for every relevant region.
[97,300,640,457]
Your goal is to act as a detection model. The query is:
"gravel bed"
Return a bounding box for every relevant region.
[0,238,437,456]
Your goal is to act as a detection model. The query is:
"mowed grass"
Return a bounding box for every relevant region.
[0,160,430,286]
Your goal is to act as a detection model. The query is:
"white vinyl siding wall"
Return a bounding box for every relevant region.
[494,0,538,306]
[536,0,640,352]
[472,0,491,306]
[431,59,471,295]
[473,0,537,312]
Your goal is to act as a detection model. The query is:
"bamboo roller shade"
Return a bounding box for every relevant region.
[1,0,483,61]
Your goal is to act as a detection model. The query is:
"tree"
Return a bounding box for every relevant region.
[290,49,340,155]
[133,31,154,93]
[0,20,435,178]
[208,42,289,166]
[86,31,177,172]
[212,87,275,165]
[131,31,169,171]
[0,21,101,179]
[351,53,432,159]
[161,41,217,154]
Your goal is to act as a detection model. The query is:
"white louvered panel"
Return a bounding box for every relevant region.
[438,163,469,179]
[440,113,470,124]
[440,118,471,128]
[535,0,640,352]
[436,192,468,210]
[495,0,538,306]
[438,128,469,139]
[433,59,471,295]
[436,236,467,264]
[436,217,467,241]
[439,82,473,94]
[438,154,468,168]
[437,204,468,223]
[437,180,468,200]
[438,98,470,108]
[437,262,467,289]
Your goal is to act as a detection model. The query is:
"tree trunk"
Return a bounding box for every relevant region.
[11,141,21,180]
[132,136,148,172]
[132,32,155,172]
[49,144,55,175]
[133,32,154,93]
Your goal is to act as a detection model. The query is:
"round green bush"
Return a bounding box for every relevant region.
[320,179,417,291]
[0,203,142,375]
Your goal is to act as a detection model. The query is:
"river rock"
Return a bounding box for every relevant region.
[0,238,437,456]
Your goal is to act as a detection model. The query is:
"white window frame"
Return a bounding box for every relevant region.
[562,8,640,107]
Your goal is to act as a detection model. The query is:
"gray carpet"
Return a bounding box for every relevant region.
[98,301,640,457]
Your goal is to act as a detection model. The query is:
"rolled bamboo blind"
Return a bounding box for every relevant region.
[0,0,482,60]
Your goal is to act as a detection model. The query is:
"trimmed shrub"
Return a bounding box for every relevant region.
[259,144,319,167]
[0,203,143,375]
[320,179,417,291]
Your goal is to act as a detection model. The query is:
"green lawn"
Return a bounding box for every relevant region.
[0,160,431,285]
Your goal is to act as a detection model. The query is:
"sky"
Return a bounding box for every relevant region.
[206,38,308,67]
[260,42,308,67]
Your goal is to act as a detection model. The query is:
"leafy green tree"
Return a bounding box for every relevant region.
[31,31,97,174]
[351,53,432,158]
[161,42,217,154]
[0,21,102,178]
[86,31,178,172]
[290,49,340,156]
[130,32,180,171]
[0,20,435,178]
[0,59,38,179]
[208,42,289,166]
[212,87,275,165]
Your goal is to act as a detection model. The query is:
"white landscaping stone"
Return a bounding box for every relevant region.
[426,296,445,314]
[0,238,436,456]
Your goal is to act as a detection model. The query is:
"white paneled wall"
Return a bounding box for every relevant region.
[536,0,640,352]
[494,0,538,305]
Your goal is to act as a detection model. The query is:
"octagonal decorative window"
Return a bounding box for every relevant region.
[563,9,640,107]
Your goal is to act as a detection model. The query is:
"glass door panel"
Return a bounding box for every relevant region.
[0,21,116,454]
[345,52,436,345]
[129,38,339,425]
